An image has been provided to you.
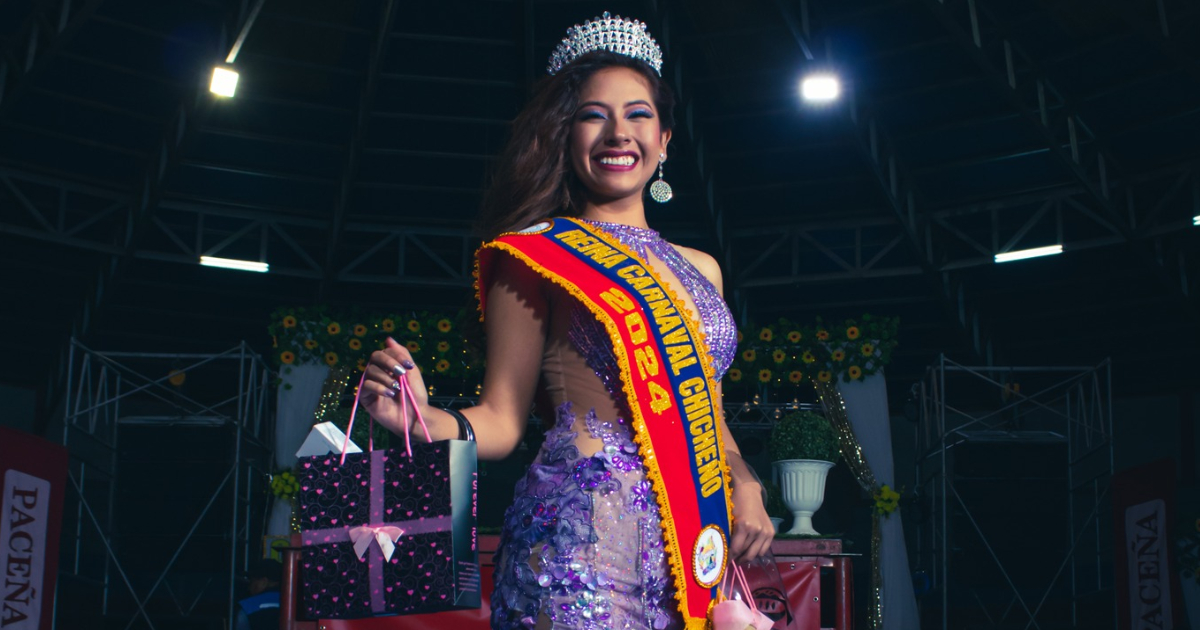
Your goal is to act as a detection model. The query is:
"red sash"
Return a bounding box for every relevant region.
[476,218,734,628]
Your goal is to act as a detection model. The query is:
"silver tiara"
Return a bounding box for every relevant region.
[546,12,663,76]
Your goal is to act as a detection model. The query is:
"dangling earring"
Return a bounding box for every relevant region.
[649,153,673,203]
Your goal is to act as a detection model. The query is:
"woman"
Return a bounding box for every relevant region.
[360,13,772,630]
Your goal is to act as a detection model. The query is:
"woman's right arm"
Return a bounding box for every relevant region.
[458,252,548,459]
[362,252,547,461]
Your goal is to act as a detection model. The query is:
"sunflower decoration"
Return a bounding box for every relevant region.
[356,359,367,372]
[327,322,341,336]
[722,315,899,386]
[348,338,363,351]
[381,318,395,333]
[280,351,296,364]
[437,341,450,353]
[282,315,297,329]
[788,370,804,384]
[353,324,368,337]
[727,368,743,382]
[407,319,421,333]
[406,341,421,354]
[304,339,319,350]
[817,370,833,383]
[270,470,300,500]
[324,352,339,366]
[435,359,451,373]
[437,318,453,333]
[758,369,773,383]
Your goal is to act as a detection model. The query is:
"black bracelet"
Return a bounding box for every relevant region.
[443,407,475,442]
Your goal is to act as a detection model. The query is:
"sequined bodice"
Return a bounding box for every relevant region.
[567,220,737,382]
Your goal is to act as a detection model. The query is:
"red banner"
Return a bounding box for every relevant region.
[1113,458,1182,630]
[0,426,68,630]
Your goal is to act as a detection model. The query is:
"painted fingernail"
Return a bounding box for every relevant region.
[390,380,401,390]
[391,364,407,376]
[401,360,415,370]
[384,389,397,399]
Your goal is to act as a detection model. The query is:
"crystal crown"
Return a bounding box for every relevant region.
[547,11,663,76]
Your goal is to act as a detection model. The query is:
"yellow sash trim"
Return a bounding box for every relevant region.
[475,218,735,629]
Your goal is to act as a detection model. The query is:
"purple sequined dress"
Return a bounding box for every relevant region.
[489,220,737,630]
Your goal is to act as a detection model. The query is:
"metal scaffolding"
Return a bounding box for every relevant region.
[54,338,272,629]
[914,355,1114,630]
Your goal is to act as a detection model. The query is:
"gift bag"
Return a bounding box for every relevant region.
[713,560,776,630]
[297,374,480,619]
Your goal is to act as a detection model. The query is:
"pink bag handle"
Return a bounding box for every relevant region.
[339,371,431,465]
[720,563,760,614]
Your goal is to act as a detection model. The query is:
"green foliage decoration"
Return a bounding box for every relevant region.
[769,411,841,463]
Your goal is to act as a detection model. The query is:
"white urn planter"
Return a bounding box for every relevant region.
[774,459,835,535]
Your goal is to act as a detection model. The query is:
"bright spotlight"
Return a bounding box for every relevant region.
[801,74,841,102]
[210,66,239,97]
[994,245,1063,264]
[1193,215,1199,226]
[200,256,267,273]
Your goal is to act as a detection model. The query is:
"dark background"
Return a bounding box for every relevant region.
[1,0,1198,628]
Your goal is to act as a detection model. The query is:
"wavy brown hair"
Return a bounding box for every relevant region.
[476,51,676,240]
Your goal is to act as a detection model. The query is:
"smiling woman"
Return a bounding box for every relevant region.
[567,67,671,209]
[475,47,676,240]
[358,12,770,630]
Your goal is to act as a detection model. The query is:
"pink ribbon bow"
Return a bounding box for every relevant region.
[349,525,405,562]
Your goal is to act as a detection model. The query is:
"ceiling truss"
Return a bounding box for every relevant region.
[920,0,1196,317]
[774,0,1001,364]
[0,0,104,119]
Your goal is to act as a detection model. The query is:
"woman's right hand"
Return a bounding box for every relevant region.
[360,337,429,437]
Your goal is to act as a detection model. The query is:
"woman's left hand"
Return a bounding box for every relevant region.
[730,482,774,563]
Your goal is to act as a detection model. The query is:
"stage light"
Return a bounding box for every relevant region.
[801,74,840,103]
[1193,215,1199,226]
[210,66,239,97]
[994,245,1062,264]
[200,256,268,273]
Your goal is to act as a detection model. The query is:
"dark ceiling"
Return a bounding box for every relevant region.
[1,0,1197,415]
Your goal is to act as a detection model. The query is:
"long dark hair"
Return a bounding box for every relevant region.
[476,51,676,240]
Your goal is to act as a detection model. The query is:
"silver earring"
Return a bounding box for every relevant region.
[649,153,673,203]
